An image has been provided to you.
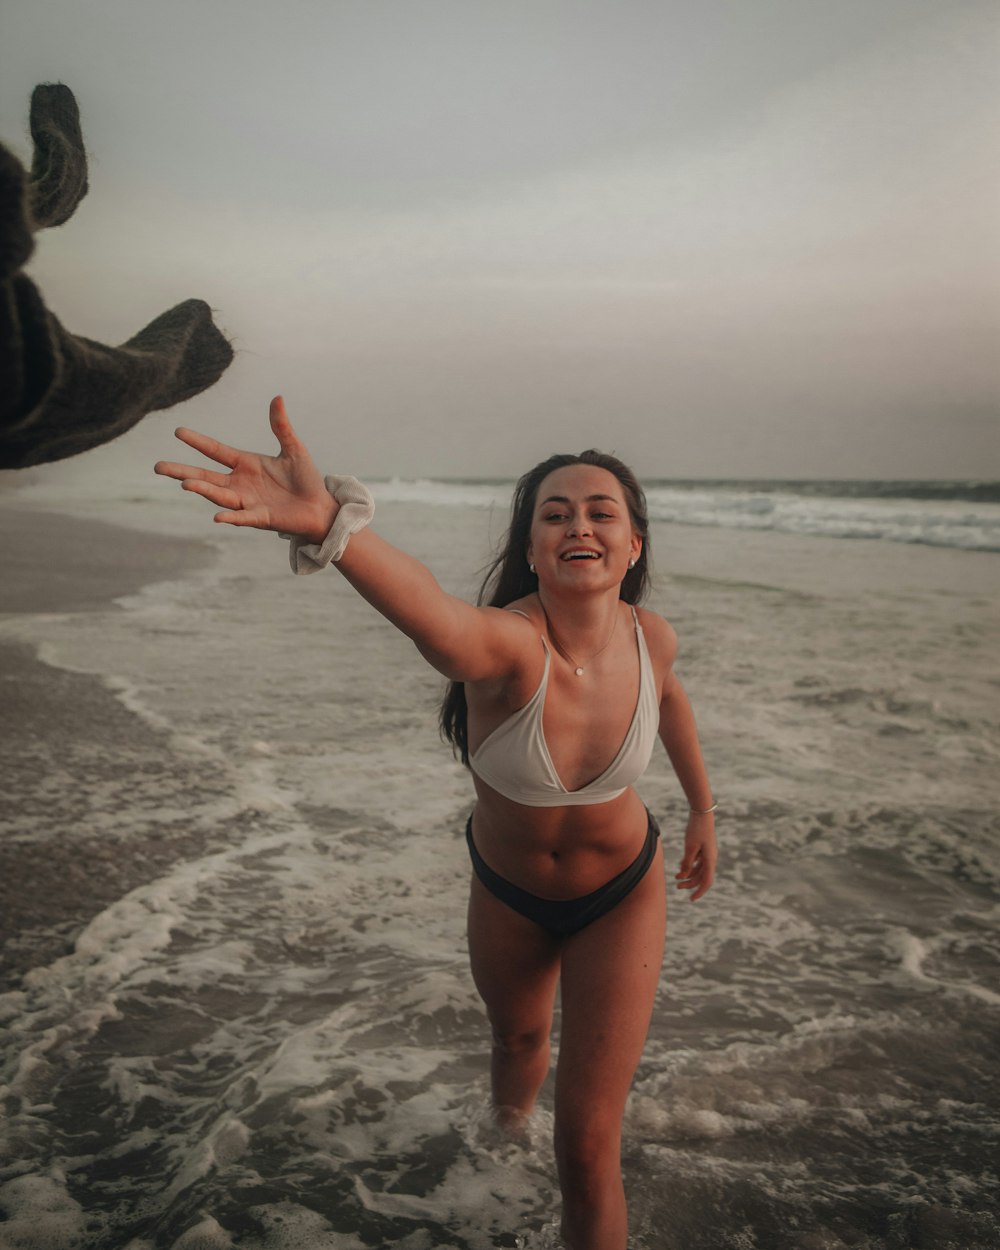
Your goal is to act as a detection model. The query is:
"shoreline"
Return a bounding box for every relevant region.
[0,633,247,989]
[0,506,220,987]
[0,505,216,615]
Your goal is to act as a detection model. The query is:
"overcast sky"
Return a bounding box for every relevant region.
[3,0,998,479]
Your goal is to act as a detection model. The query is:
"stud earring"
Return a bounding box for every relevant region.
[529,562,536,574]
[628,558,636,569]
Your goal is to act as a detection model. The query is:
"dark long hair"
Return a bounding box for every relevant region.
[440,449,652,764]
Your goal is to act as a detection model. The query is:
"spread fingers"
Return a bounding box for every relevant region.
[154,460,232,488]
[172,426,241,468]
[179,479,243,510]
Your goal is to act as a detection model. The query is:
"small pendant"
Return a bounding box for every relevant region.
[574,666,585,677]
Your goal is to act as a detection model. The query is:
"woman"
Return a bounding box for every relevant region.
[154,396,716,1250]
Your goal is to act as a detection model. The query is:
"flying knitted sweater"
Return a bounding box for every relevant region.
[1,83,234,469]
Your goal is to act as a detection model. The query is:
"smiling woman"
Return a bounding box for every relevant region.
[153,397,716,1250]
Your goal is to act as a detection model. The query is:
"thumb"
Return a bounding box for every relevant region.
[269,395,299,453]
[676,846,700,877]
[214,508,264,527]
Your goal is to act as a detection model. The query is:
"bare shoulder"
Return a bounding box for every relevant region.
[414,593,540,684]
[476,599,541,638]
[635,605,678,668]
[464,596,546,701]
[475,595,541,635]
[499,592,542,621]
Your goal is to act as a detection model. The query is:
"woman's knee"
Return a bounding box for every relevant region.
[491,1022,551,1057]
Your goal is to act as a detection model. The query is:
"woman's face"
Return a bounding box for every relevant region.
[526,463,641,594]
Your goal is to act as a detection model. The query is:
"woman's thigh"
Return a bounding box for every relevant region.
[554,843,667,1131]
[467,874,563,1040]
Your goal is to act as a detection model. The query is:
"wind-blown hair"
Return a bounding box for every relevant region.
[440,449,652,764]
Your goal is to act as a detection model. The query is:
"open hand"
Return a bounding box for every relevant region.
[153,396,335,542]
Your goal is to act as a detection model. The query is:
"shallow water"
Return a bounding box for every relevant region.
[1,482,998,1249]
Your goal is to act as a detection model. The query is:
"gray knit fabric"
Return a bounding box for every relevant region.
[1,84,234,470]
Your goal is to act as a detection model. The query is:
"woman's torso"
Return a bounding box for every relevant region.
[465,597,671,898]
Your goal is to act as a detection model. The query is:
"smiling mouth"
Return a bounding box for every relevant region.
[561,551,601,561]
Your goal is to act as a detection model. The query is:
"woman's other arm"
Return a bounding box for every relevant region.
[656,642,718,901]
[154,397,525,683]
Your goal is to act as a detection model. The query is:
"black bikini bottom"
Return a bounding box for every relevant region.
[465,810,659,938]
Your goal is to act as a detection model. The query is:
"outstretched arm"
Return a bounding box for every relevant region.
[154,397,525,682]
[659,669,717,901]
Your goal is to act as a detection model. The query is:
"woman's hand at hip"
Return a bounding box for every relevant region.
[675,811,717,902]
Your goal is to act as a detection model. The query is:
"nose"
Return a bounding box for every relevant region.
[567,512,592,537]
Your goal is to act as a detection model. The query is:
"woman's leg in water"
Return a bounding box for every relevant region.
[554,840,666,1250]
[467,873,563,1127]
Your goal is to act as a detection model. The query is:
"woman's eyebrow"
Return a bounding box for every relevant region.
[539,493,619,506]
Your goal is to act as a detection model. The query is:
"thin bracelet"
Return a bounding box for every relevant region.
[689,802,718,815]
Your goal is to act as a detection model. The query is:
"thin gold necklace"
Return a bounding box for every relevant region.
[540,602,618,676]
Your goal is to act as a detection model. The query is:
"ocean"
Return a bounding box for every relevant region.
[1,472,998,1250]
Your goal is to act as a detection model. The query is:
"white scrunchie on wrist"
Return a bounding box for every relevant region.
[284,474,375,574]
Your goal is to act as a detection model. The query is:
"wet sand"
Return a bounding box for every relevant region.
[0,507,218,987]
[0,505,214,614]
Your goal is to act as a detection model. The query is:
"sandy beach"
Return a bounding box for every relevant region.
[0,506,214,614]
[0,508,217,984]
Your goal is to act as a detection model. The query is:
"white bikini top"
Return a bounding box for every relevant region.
[468,605,660,807]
